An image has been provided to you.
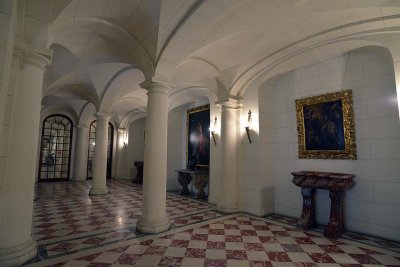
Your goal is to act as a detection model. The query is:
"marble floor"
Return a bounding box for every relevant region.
[25,180,400,266]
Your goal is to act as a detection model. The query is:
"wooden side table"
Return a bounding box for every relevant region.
[291,171,354,238]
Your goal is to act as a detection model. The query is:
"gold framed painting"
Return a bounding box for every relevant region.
[295,90,356,159]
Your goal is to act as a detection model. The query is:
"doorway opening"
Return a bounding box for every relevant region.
[38,114,73,182]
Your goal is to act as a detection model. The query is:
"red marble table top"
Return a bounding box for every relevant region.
[291,171,355,190]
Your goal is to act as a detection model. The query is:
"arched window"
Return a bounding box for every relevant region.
[87,121,114,179]
[38,114,73,181]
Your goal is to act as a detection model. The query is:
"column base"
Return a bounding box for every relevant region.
[89,187,108,195]
[217,204,240,213]
[136,217,170,234]
[71,177,87,181]
[0,238,37,267]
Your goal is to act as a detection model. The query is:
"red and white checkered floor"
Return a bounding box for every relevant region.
[27,180,400,266]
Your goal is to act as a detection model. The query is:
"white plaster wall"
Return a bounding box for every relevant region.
[23,0,51,50]
[254,51,400,241]
[166,105,186,190]
[127,118,145,180]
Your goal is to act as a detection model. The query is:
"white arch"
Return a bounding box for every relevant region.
[231,17,400,96]
[168,86,218,112]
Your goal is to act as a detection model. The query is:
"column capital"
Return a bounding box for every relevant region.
[14,44,52,70]
[76,124,88,129]
[94,112,111,121]
[117,128,126,134]
[140,78,174,94]
[216,98,243,110]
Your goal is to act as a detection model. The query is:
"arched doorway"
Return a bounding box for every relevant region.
[87,121,114,179]
[38,114,73,182]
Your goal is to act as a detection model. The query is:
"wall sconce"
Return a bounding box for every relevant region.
[210,116,217,145]
[122,134,128,149]
[245,110,252,144]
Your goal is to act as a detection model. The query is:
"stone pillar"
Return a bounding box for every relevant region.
[0,46,52,266]
[217,99,241,213]
[89,113,111,195]
[72,125,89,181]
[136,79,171,233]
[115,128,126,179]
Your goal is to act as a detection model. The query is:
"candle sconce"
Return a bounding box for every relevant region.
[210,116,217,145]
[245,110,252,144]
[122,134,128,149]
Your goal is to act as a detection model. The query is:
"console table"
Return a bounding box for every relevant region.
[291,171,355,238]
[175,169,209,199]
[132,161,143,184]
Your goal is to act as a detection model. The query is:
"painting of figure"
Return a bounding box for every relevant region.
[303,99,345,150]
[295,90,356,159]
[187,105,210,168]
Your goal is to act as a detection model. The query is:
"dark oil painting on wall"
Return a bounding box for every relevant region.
[295,90,356,159]
[187,105,210,168]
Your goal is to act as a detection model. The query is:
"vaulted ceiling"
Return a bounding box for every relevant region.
[40,0,400,127]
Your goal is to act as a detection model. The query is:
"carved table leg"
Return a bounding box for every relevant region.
[132,162,143,184]
[325,190,345,238]
[192,173,209,199]
[178,173,192,195]
[297,187,316,230]
[133,167,143,183]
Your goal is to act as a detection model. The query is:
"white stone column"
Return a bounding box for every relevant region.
[0,46,52,266]
[136,80,171,233]
[72,125,89,181]
[89,113,111,195]
[217,99,241,213]
[115,128,126,179]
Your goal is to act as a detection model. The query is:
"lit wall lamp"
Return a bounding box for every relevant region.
[245,110,252,144]
[210,116,217,145]
[122,134,128,149]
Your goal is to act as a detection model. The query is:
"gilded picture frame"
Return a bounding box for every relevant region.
[295,90,356,159]
[186,104,210,168]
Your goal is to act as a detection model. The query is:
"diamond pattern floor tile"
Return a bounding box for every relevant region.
[27,214,400,267]
[28,180,400,267]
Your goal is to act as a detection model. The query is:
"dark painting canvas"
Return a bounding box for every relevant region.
[187,106,210,167]
[303,100,345,151]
